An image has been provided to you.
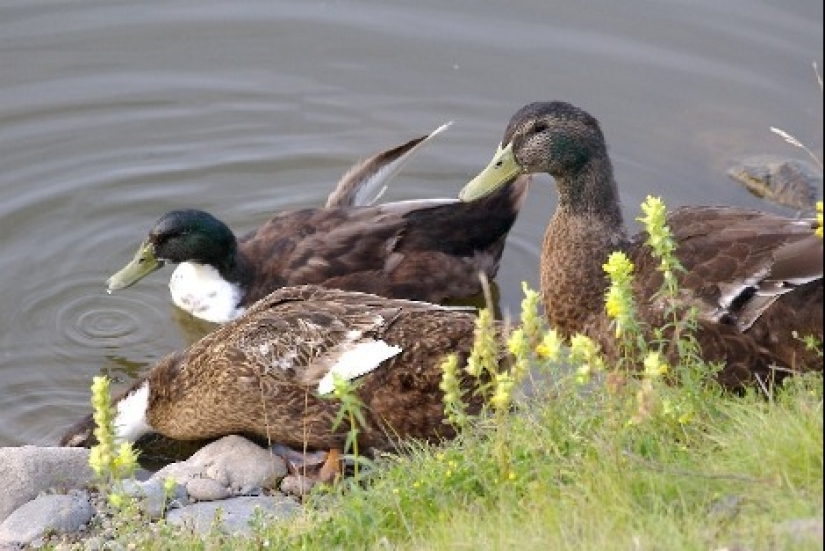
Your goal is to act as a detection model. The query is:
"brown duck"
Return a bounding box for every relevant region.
[107,124,529,323]
[459,101,822,390]
[60,286,497,455]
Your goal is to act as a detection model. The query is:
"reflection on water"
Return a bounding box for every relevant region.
[0,0,820,446]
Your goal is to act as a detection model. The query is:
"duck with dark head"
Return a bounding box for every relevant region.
[107,125,529,323]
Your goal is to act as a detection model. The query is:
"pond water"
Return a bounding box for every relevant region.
[0,0,821,446]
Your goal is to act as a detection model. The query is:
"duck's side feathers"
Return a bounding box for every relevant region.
[659,208,822,332]
[326,122,452,208]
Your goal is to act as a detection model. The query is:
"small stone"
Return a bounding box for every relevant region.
[0,493,93,547]
[280,474,317,498]
[83,536,105,551]
[165,495,298,535]
[185,478,230,502]
[120,478,187,519]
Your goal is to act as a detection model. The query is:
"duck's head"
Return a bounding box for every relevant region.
[459,101,607,202]
[107,209,237,292]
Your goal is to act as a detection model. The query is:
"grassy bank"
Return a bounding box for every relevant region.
[101,362,822,550]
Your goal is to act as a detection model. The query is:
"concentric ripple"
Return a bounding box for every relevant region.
[60,290,167,350]
[17,273,177,355]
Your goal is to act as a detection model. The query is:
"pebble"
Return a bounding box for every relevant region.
[186,478,231,502]
[0,493,93,547]
[0,436,297,547]
[0,446,93,522]
[120,478,188,518]
[165,495,299,535]
[280,474,317,498]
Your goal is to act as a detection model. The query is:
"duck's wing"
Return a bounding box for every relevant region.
[184,286,454,395]
[634,206,821,332]
[325,123,451,208]
[238,175,527,305]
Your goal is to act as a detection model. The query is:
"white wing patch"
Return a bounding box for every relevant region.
[114,381,153,443]
[317,340,402,395]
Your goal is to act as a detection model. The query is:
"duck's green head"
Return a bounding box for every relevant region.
[107,209,237,292]
[459,101,606,202]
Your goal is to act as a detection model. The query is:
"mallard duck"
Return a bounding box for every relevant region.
[60,285,499,453]
[459,101,823,390]
[107,125,530,323]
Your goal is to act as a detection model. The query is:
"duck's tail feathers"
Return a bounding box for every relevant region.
[326,122,452,208]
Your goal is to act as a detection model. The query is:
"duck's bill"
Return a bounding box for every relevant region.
[106,241,164,292]
[459,142,522,202]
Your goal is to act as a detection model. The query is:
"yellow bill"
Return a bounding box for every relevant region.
[459,142,522,202]
[106,241,164,292]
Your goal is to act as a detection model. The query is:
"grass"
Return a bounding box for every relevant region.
[92,367,822,550]
[77,196,823,550]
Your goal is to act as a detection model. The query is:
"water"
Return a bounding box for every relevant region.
[0,0,821,446]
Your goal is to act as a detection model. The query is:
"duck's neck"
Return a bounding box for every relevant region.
[169,262,246,323]
[541,156,627,338]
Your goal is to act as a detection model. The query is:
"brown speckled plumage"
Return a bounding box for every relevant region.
[462,101,822,390]
[61,286,499,452]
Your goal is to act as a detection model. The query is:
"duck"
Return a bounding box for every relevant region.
[60,285,501,456]
[459,101,823,390]
[107,124,530,323]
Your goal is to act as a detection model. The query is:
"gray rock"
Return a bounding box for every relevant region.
[152,435,287,493]
[0,446,94,523]
[728,155,821,211]
[120,478,188,519]
[0,493,93,547]
[186,478,231,502]
[164,495,298,535]
[280,474,317,498]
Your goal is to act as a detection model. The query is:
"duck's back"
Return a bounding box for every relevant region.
[237,176,530,305]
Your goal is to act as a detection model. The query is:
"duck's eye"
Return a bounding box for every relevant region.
[533,122,548,134]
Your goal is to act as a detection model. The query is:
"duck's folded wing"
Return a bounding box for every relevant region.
[646,206,821,331]
[185,286,452,395]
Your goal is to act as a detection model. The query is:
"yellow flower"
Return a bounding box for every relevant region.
[519,282,545,345]
[536,329,563,362]
[465,309,498,378]
[642,351,669,378]
[569,334,603,384]
[490,372,515,412]
[602,251,634,282]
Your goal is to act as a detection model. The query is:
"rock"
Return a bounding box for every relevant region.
[0,446,94,523]
[280,474,317,498]
[186,478,231,502]
[728,155,821,211]
[152,435,287,494]
[120,478,188,519]
[164,495,299,535]
[0,493,93,547]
